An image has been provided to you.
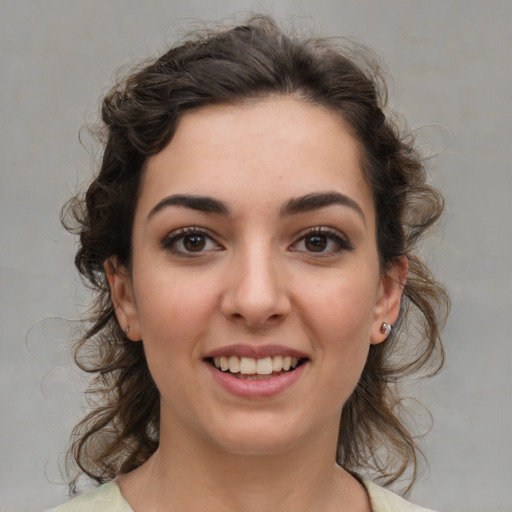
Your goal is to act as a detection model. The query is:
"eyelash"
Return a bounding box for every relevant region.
[291,227,353,255]
[161,227,222,256]
[161,226,353,256]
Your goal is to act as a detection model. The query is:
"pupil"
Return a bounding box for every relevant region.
[306,235,327,252]
[184,235,205,251]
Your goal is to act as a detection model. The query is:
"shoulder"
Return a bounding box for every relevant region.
[359,476,436,512]
[48,476,435,512]
[48,482,132,512]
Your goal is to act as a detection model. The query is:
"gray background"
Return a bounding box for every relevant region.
[1,1,511,511]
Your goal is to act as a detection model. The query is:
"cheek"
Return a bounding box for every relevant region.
[133,268,220,350]
[299,269,378,335]
[296,270,378,388]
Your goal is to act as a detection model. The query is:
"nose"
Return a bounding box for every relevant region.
[220,244,291,328]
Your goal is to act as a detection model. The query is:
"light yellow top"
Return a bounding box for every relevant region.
[49,478,435,512]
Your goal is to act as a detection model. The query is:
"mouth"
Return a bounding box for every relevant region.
[206,355,308,380]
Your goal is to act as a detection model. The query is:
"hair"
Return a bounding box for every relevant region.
[63,15,449,494]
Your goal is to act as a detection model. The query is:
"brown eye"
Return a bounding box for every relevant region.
[162,228,222,256]
[305,234,328,252]
[183,234,206,252]
[291,228,353,255]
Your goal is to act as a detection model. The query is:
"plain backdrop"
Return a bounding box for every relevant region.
[1,1,511,511]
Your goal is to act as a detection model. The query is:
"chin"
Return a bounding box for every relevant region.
[202,413,320,458]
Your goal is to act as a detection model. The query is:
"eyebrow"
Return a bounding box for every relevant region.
[146,191,365,224]
[147,194,230,221]
[280,191,366,224]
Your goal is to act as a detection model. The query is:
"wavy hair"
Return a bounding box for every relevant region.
[63,15,449,493]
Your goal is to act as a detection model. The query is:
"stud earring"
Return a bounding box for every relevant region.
[126,326,131,334]
[380,322,392,337]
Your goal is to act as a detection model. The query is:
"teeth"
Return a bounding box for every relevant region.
[240,357,256,374]
[237,374,275,380]
[272,355,283,372]
[212,355,302,375]
[228,355,240,373]
[256,357,273,375]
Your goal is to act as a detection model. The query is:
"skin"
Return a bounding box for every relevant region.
[107,96,407,512]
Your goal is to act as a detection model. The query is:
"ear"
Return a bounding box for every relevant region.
[370,256,408,345]
[105,257,141,341]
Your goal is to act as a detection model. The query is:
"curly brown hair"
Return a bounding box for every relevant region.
[63,15,449,493]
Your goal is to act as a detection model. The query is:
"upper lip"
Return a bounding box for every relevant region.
[203,344,309,360]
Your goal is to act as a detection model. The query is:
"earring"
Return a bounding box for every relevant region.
[126,326,131,334]
[380,322,392,337]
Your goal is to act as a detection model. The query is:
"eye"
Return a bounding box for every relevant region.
[291,228,352,255]
[162,227,222,255]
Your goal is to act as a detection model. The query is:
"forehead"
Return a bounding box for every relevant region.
[138,97,374,221]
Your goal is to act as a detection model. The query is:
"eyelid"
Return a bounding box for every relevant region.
[161,226,223,255]
[290,226,354,254]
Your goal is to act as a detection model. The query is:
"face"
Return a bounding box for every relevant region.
[109,97,405,458]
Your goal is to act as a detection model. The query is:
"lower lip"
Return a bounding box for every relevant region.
[205,362,307,399]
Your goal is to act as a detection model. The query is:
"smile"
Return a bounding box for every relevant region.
[210,355,303,379]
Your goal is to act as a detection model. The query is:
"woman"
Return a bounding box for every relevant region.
[54,15,448,512]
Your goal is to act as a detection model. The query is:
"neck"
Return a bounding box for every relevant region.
[118,420,370,512]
